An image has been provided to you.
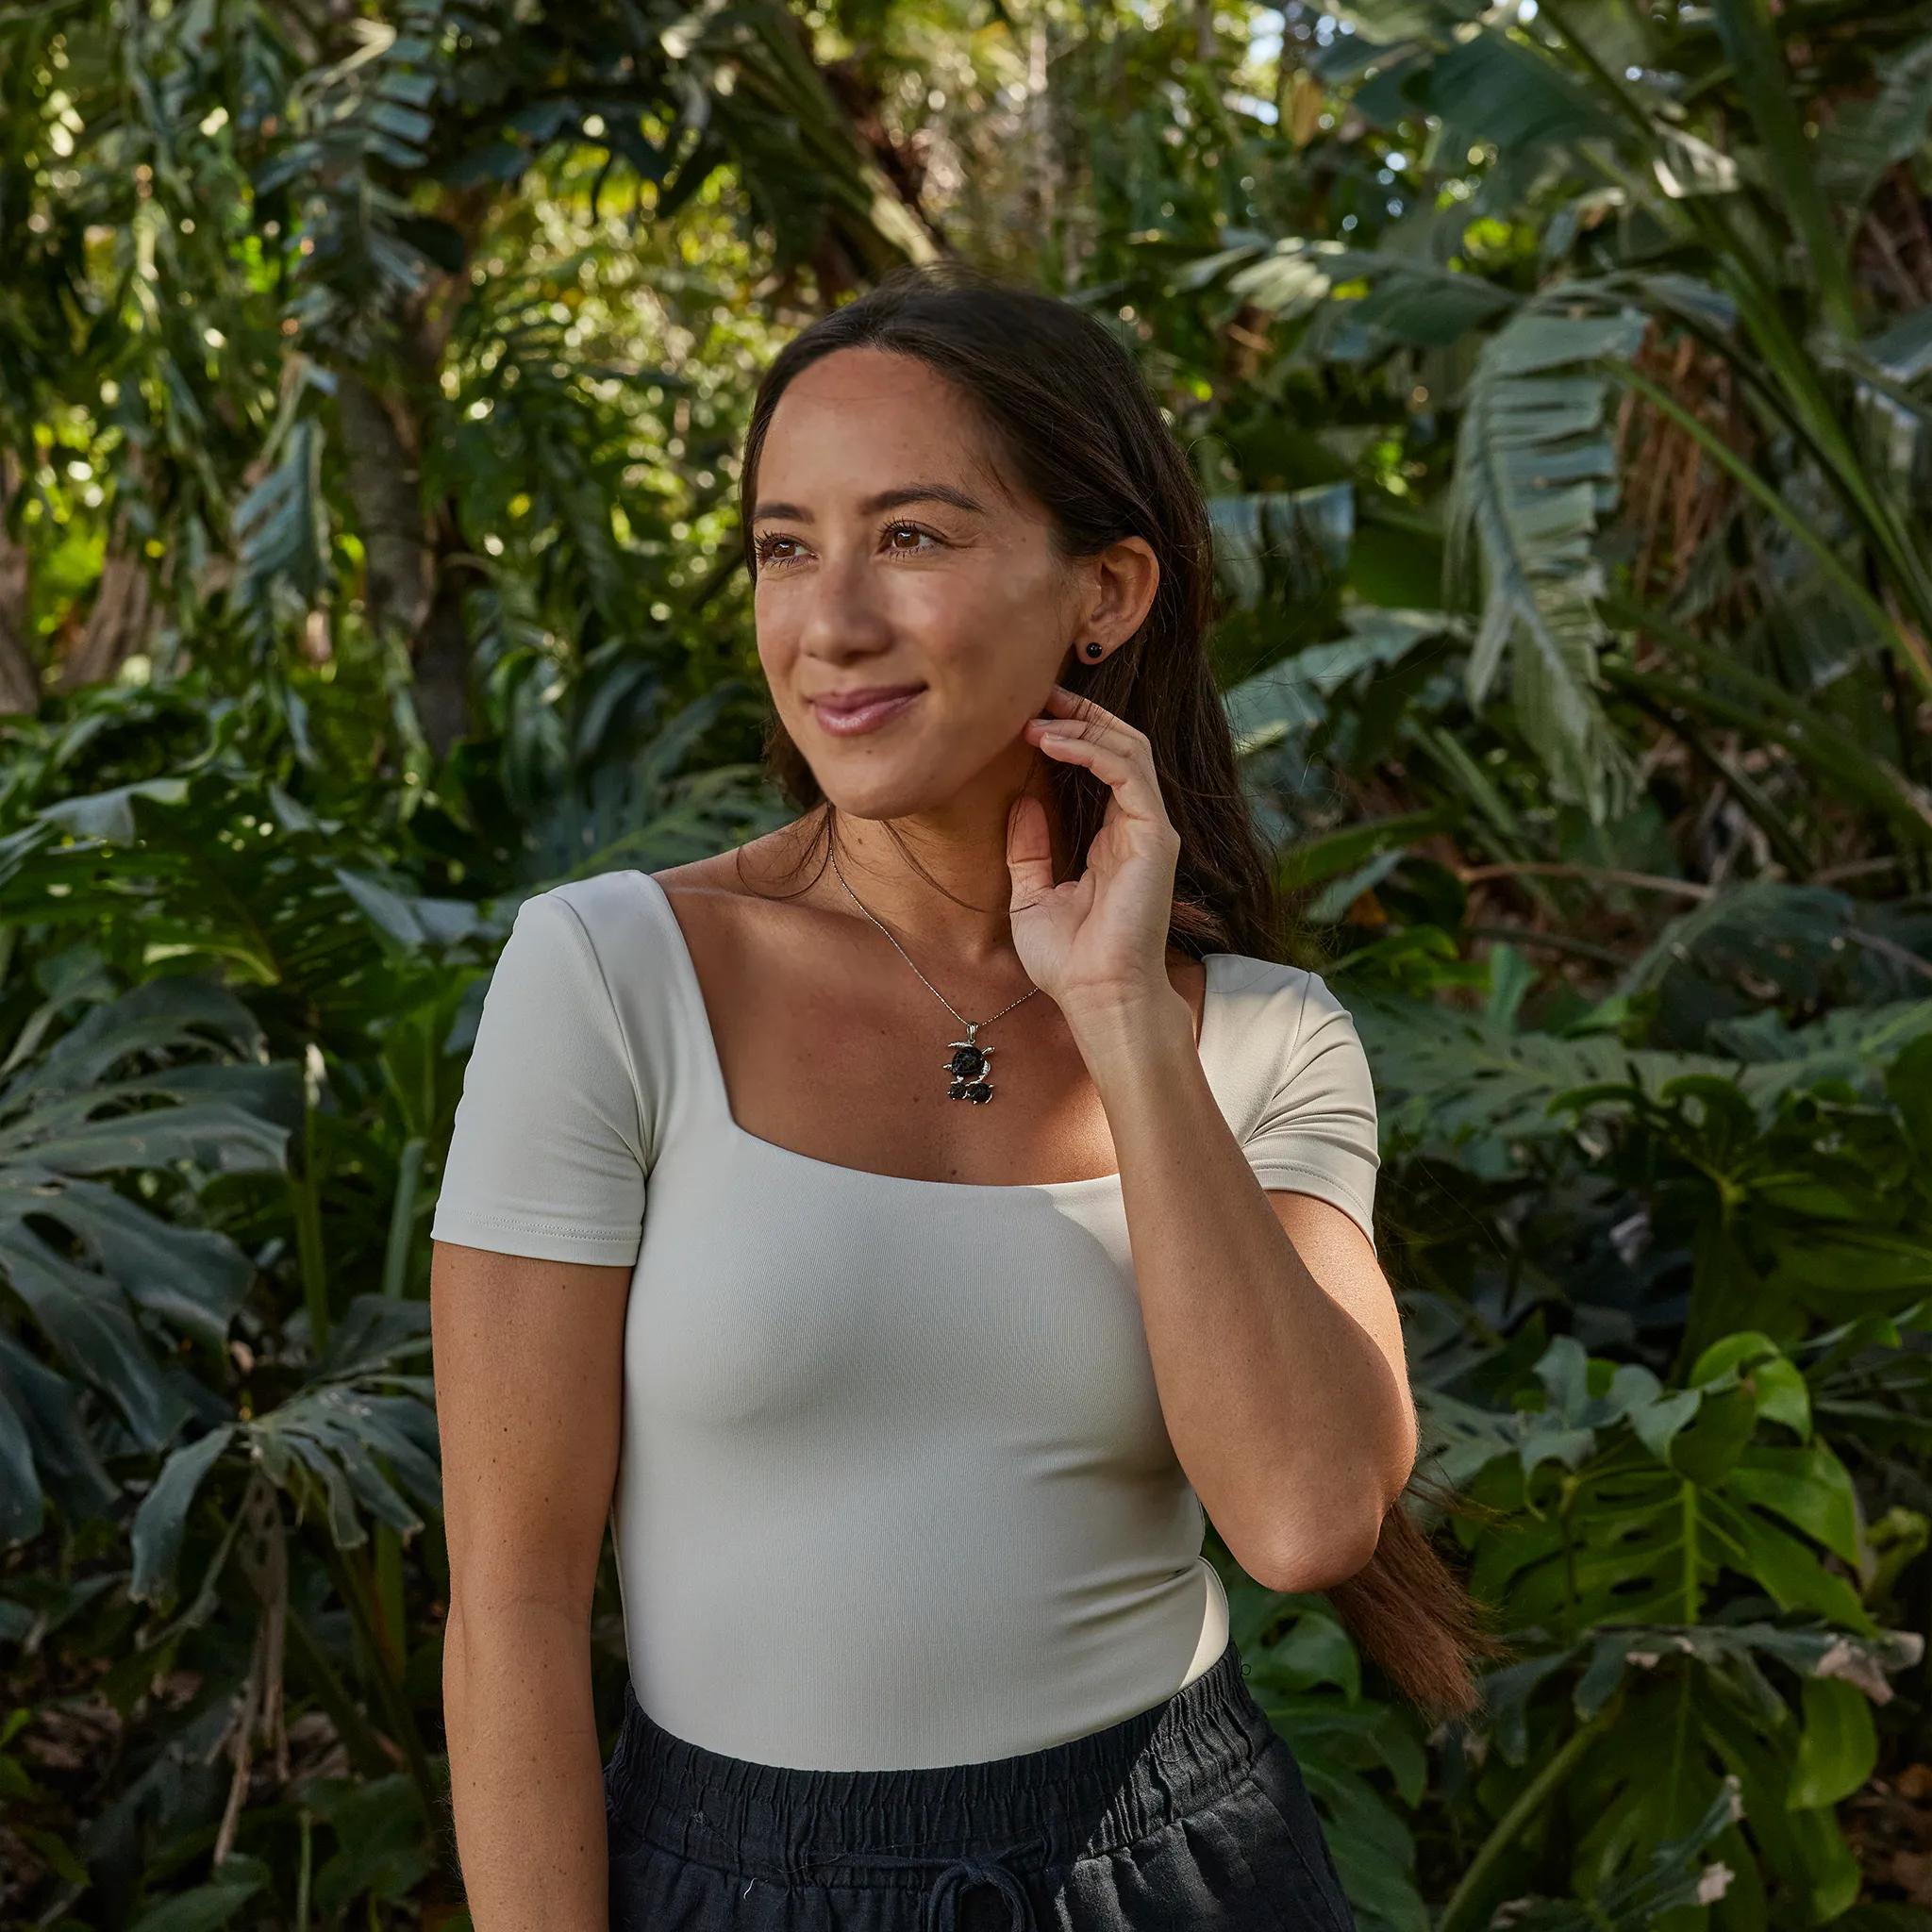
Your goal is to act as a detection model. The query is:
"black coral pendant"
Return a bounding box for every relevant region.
[945,1024,996,1104]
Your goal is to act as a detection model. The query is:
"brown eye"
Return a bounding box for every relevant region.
[885,524,932,552]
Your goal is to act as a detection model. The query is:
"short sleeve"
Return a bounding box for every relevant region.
[431,891,648,1266]
[1205,958,1380,1247]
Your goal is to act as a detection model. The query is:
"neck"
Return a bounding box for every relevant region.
[825,749,1054,966]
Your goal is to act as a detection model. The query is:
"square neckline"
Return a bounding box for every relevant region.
[629,868,1229,1196]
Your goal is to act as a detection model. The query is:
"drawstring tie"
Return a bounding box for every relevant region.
[812,1838,1041,1932]
[922,1853,1036,1932]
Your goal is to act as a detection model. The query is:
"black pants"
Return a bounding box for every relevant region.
[604,1641,1357,1930]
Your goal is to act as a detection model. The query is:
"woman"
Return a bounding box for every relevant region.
[430,269,1485,1932]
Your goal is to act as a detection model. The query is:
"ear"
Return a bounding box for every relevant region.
[1079,537,1160,654]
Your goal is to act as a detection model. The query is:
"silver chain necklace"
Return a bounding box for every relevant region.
[828,843,1040,1105]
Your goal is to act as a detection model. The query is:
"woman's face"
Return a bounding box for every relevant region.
[749,347,1147,823]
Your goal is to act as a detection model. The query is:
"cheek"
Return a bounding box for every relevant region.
[898,559,1064,683]
[752,582,801,678]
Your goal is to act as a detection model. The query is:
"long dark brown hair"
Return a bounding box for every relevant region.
[739,263,1509,1719]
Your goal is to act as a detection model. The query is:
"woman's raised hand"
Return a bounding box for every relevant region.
[1008,685,1183,1036]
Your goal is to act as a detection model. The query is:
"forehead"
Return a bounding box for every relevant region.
[757,347,1009,500]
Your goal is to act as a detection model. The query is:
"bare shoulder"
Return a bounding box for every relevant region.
[650,821,832,950]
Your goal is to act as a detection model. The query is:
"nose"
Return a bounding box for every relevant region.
[794,541,894,667]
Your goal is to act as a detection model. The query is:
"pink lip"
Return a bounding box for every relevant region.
[808,686,924,737]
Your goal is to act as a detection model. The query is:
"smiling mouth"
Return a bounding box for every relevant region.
[808,687,924,737]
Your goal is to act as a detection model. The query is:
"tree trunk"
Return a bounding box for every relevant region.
[0,455,42,715]
[335,371,434,648]
[335,368,479,757]
[62,545,151,691]
[415,508,475,759]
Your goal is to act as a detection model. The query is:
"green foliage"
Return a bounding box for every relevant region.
[6,0,1932,1923]
[0,670,762,1924]
[0,975,286,1541]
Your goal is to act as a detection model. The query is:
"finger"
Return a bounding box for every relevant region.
[1024,705,1153,767]
[1041,682,1102,722]
[1038,684,1147,751]
[1027,727,1171,825]
[1006,792,1056,908]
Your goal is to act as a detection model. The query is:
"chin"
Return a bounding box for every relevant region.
[814,764,958,822]
[783,699,1024,822]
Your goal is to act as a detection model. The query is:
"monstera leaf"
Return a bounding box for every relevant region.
[0,976,290,1541]
[1478,1779,1748,1932]
[1,770,489,1052]
[1348,994,1726,1172]
[1453,1335,1878,1639]
[1426,1336,1918,1931]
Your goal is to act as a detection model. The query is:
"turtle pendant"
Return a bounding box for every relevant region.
[945,1023,996,1104]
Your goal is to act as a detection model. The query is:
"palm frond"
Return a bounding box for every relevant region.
[1449,303,1647,820]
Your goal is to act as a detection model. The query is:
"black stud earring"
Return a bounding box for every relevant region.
[1083,641,1105,660]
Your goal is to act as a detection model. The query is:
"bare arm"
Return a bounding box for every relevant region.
[433,1241,632,1932]
[1078,999,1414,1591]
[1013,687,1414,1593]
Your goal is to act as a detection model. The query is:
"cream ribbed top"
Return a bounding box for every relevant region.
[433,870,1378,1771]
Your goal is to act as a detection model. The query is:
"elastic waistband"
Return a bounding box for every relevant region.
[603,1640,1274,1882]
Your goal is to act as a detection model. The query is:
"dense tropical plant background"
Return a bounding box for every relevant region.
[4,0,1932,1924]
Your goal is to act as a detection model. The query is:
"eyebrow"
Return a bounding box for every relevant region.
[750,483,990,524]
